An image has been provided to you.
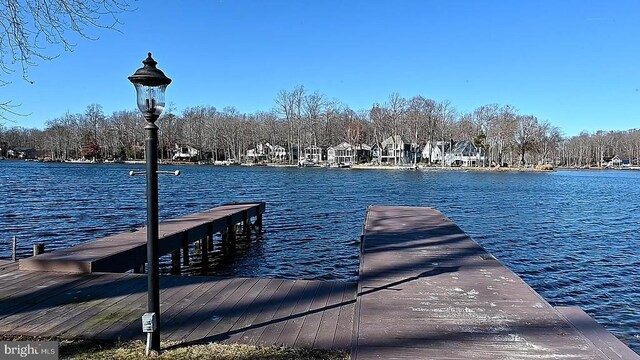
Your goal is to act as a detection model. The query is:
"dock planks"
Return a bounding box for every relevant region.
[0,263,355,350]
[2,204,638,359]
[351,205,639,360]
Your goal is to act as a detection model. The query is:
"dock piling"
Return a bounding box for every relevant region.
[201,236,209,272]
[256,213,263,233]
[207,223,214,251]
[243,210,251,237]
[171,250,181,275]
[11,236,17,262]
[181,234,190,266]
[223,218,237,252]
[33,243,44,256]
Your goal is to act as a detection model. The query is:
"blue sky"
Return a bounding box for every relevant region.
[3,0,640,136]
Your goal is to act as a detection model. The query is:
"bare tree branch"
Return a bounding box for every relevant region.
[0,0,131,120]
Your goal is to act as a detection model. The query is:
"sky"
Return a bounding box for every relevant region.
[2,0,640,137]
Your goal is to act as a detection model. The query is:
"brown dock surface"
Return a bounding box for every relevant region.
[0,265,355,351]
[351,205,638,360]
[19,202,265,273]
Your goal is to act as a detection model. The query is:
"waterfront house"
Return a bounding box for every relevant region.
[380,135,414,165]
[302,145,323,164]
[422,141,451,165]
[269,144,287,162]
[327,142,355,166]
[246,143,270,163]
[172,145,199,161]
[445,140,483,167]
[355,144,372,163]
[7,147,37,159]
[606,155,624,168]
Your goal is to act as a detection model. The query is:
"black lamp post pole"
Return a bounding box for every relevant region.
[144,113,160,352]
[129,52,171,354]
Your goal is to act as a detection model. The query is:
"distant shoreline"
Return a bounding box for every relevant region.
[3,159,639,172]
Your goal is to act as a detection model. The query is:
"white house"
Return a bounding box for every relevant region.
[422,141,451,164]
[445,141,483,167]
[302,145,323,164]
[606,155,623,168]
[246,143,269,163]
[172,145,199,161]
[327,142,354,166]
[269,144,287,162]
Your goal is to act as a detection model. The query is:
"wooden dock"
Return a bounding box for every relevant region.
[19,202,265,273]
[351,205,639,359]
[1,204,638,359]
[0,260,354,350]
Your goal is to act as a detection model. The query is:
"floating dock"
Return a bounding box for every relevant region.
[0,205,637,359]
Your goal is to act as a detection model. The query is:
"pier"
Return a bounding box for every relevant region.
[19,202,265,274]
[351,206,639,359]
[1,205,638,359]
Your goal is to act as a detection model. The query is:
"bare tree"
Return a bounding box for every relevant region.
[538,122,562,165]
[488,105,517,166]
[513,115,540,166]
[385,93,407,164]
[436,100,456,167]
[406,96,435,165]
[369,103,387,164]
[274,86,304,163]
[0,0,131,120]
[303,91,325,148]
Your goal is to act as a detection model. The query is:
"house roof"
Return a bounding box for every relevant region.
[331,142,352,150]
[451,141,478,155]
[381,135,405,148]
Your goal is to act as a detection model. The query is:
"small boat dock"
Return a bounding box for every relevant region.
[19,202,265,274]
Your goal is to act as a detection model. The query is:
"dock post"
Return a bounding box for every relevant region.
[12,236,17,262]
[222,218,235,252]
[228,219,237,251]
[181,234,190,266]
[201,236,209,272]
[243,211,251,238]
[171,250,181,275]
[207,223,214,251]
[33,243,44,256]
[134,264,145,273]
[256,213,263,234]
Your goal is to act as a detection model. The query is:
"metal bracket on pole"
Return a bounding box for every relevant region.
[129,170,181,176]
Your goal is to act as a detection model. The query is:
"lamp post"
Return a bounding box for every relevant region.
[128,52,171,353]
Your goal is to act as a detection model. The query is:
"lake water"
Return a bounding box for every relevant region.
[1,161,639,352]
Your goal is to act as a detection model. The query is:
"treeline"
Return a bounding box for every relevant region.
[1,86,640,166]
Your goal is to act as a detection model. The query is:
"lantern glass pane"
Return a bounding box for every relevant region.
[134,83,167,116]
